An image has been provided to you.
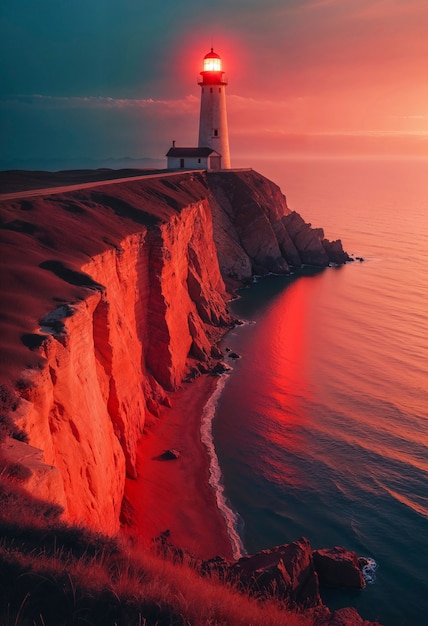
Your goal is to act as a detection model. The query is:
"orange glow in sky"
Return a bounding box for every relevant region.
[2,0,428,164]
[172,1,428,159]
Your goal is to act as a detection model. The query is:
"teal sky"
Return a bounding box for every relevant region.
[2,1,428,168]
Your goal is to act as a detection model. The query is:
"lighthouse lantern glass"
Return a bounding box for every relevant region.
[204,57,222,72]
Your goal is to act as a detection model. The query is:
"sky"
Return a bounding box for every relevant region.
[1,0,428,169]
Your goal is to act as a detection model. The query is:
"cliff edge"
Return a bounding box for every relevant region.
[0,169,379,626]
[0,171,348,534]
[0,169,349,534]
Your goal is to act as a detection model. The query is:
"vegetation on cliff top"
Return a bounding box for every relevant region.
[0,472,314,626]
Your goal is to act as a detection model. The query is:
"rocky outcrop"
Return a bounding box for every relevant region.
[226,539,371,608]
[229,537,321,607]
[281,211,351,267]
[313,547,366,589]
[200,538,380,625]
[206,170,350,284]
[0,169,351,535]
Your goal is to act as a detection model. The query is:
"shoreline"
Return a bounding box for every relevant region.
[200,374,246,560]
[123,373,235,561]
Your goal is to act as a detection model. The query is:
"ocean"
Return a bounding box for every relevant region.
[205,157,428,625]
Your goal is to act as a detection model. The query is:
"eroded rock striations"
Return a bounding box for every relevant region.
[0,169,349,535]
[206,170,350,282]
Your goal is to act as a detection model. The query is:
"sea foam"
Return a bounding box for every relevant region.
[361,557,377,584]
[200,375,246,560]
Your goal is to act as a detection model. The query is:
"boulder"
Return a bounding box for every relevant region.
[211,361,232,375]
[313,547,366,589]
[228,536,321,607]
[228,352,240,360]
[160,449,180,461]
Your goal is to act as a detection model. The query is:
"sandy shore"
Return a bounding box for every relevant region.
[123,374,234,561]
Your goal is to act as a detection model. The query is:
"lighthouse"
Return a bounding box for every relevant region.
[197,48,231,169]
[166,47,231,171]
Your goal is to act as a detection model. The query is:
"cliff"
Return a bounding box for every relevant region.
[0,169,349,534]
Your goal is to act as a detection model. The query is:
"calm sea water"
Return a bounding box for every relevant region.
[210,157,428,625]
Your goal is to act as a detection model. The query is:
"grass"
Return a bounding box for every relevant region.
[0,473,316,626]
[0,545,315,626]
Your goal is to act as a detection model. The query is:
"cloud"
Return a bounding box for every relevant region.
[1,94,199,115]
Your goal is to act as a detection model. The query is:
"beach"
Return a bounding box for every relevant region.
[123,374,234,561]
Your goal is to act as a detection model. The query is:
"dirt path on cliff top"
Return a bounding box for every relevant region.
[0,169,203,199]
[0,167,252,198]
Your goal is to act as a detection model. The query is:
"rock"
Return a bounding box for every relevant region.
[313,547,366,589]
[210,345,223,359]
[211,361,232,375]
[282,211,330,266]
[322,238,352,264]
[184,366,201,382]
[228,352,240,359]
[228,537,321,607]
[207,170,292,281]
[328,606,382,625]
[0,436,66,508]
[160,449,180,460]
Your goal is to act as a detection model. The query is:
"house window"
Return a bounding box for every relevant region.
[210,87,213,93]
[213,129,219,137]
[198,158,201,163]
[180,158,184,168]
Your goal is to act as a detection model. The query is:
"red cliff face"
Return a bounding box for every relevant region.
[206,170,350,283]
[0,170,349,534]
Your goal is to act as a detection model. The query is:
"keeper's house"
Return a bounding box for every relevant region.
[165,145,222,171]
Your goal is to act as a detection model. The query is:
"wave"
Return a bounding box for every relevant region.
[200,375,246,560]
[381,485,428,519]
[360,557,377,584]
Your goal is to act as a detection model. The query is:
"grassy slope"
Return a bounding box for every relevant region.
[0,474,315,626]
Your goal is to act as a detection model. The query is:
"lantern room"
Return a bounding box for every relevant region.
[203,48,222,72]
[198,48,227,86]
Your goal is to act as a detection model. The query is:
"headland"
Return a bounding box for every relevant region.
[0,168,380,625]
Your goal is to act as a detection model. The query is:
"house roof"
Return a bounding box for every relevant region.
[165,147,220,158]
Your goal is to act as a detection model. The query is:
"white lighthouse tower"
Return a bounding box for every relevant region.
[198,48,231,169]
